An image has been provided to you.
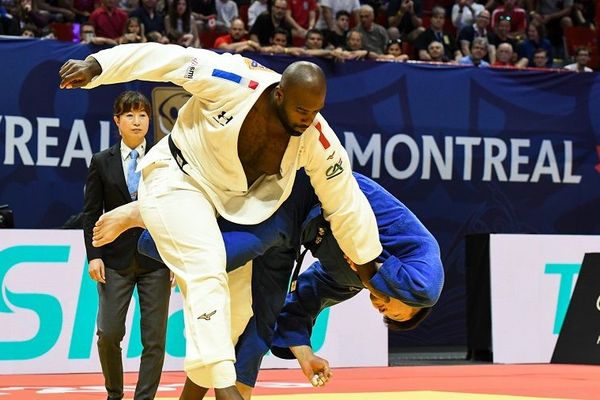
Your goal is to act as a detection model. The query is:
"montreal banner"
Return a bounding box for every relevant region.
[1,38,600,348]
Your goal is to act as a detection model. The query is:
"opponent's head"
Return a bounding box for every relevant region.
[369,293,431,331]
[274,61,326,136]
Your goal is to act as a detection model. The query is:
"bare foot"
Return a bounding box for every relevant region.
[92,201,145,247]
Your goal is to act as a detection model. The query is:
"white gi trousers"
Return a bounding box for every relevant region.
[138,144,252,388]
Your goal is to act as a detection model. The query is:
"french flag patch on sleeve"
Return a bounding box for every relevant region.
[212,69,258,90]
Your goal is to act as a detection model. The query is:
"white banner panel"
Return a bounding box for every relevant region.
[489,234,600,364]
[0,230,387,374]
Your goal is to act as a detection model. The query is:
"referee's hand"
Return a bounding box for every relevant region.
[88,258,106,283]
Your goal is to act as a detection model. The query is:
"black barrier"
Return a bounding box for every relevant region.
[551,252,600,365]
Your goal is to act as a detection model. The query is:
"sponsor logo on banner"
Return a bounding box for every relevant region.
[0,230,386,374]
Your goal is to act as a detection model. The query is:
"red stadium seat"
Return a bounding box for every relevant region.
[50,23,77,42]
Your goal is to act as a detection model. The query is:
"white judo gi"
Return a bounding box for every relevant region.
[84,43,382,388]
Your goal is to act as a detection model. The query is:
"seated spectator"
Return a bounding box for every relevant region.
[62,0,96,22]
[490,0,526,40]
[415,6,461,62]
[120,16,146,43]
[130,0,166,40]
[489,15,518,50]
[247,0,267,29]
[20,22,37,35]
[303,28,344,58]
[387,0,423,43]
[319,0,360,31]
[353,4,388,55]
[426,40,449,62]
[458,37,490,66]
[530,0,573,49]
[517,22,553,68]
[491,42,515,67]
[214,17,260,52]
[11,0,48,31]
[165,0,199,46]
[324,9,350,48]
[0,0,20,34]
[285,0,317,40]
[572,0,595,28]
[190,0,216,32]
[89,0,128,40]
[342,29,379,59]
[117,0,138,13]
[378,38,409,61]
[564,46,593,72]
[259,26,304,55]
[451,0,485,31]
[80,20,118,44]
[215,0,237,33]
[249,0,291,46]
[491,41,528,67]
[145,29,167,41]
[34,0,74,22]
[457,9,495,62]
[532,47,551,68]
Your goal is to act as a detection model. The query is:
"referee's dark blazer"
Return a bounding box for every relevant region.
[83,142,164,270]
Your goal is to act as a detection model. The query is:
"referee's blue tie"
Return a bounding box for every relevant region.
[127,149,140,200]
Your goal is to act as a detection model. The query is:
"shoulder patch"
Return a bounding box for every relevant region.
[243,57,273,72]
[315,122,330,150]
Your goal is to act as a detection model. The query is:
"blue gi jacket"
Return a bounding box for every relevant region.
[269,173,444,358]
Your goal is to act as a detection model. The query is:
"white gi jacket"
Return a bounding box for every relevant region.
[85,43,382,264]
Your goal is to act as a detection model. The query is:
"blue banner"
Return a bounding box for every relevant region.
[2,38,600,347]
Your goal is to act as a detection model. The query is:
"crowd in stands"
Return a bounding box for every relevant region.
[0,0,597,71]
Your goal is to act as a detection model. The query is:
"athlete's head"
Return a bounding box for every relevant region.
[275,61,326,136]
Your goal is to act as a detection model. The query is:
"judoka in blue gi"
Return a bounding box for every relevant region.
[103,170,444,397]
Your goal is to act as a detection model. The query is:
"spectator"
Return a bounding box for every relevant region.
[214,17,260,51]
[489,15,518,50]
[20,22,37,35]
[319,0,360,31]
[517,22,553,67]
[62,0,96,22]
[564,46,593,72]
[303,28,343,58]
[386,0,423,43]
[145,28,167,41]
[451,0,485,30]
[120,16,146,43]
[165,0,200,47]
[342,29,378,59]
[117,0,137,13]
[379,37,409,61]
[532,47,550,68]
[490,0,527,40]
[529,0,573,49]
[415,6,461,62]
[130,0,167,41]
[215,0,237,32]
[353,4,388,55]
[426,40,448,62]
[324,9,349,48]
[190,0,216,32]
[572,0,595,28]
[249,0,291,46]
[34,0,75,22]
[259,25,305,54]
[89,0,128,40]
[458,36,490,66]
[458,9,495,62]
[491,41,515,67]
[80,20,119,44]
[286,0,317,40]
[246,0,267,29]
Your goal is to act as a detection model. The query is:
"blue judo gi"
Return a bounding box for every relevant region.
[137,171,444,386]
